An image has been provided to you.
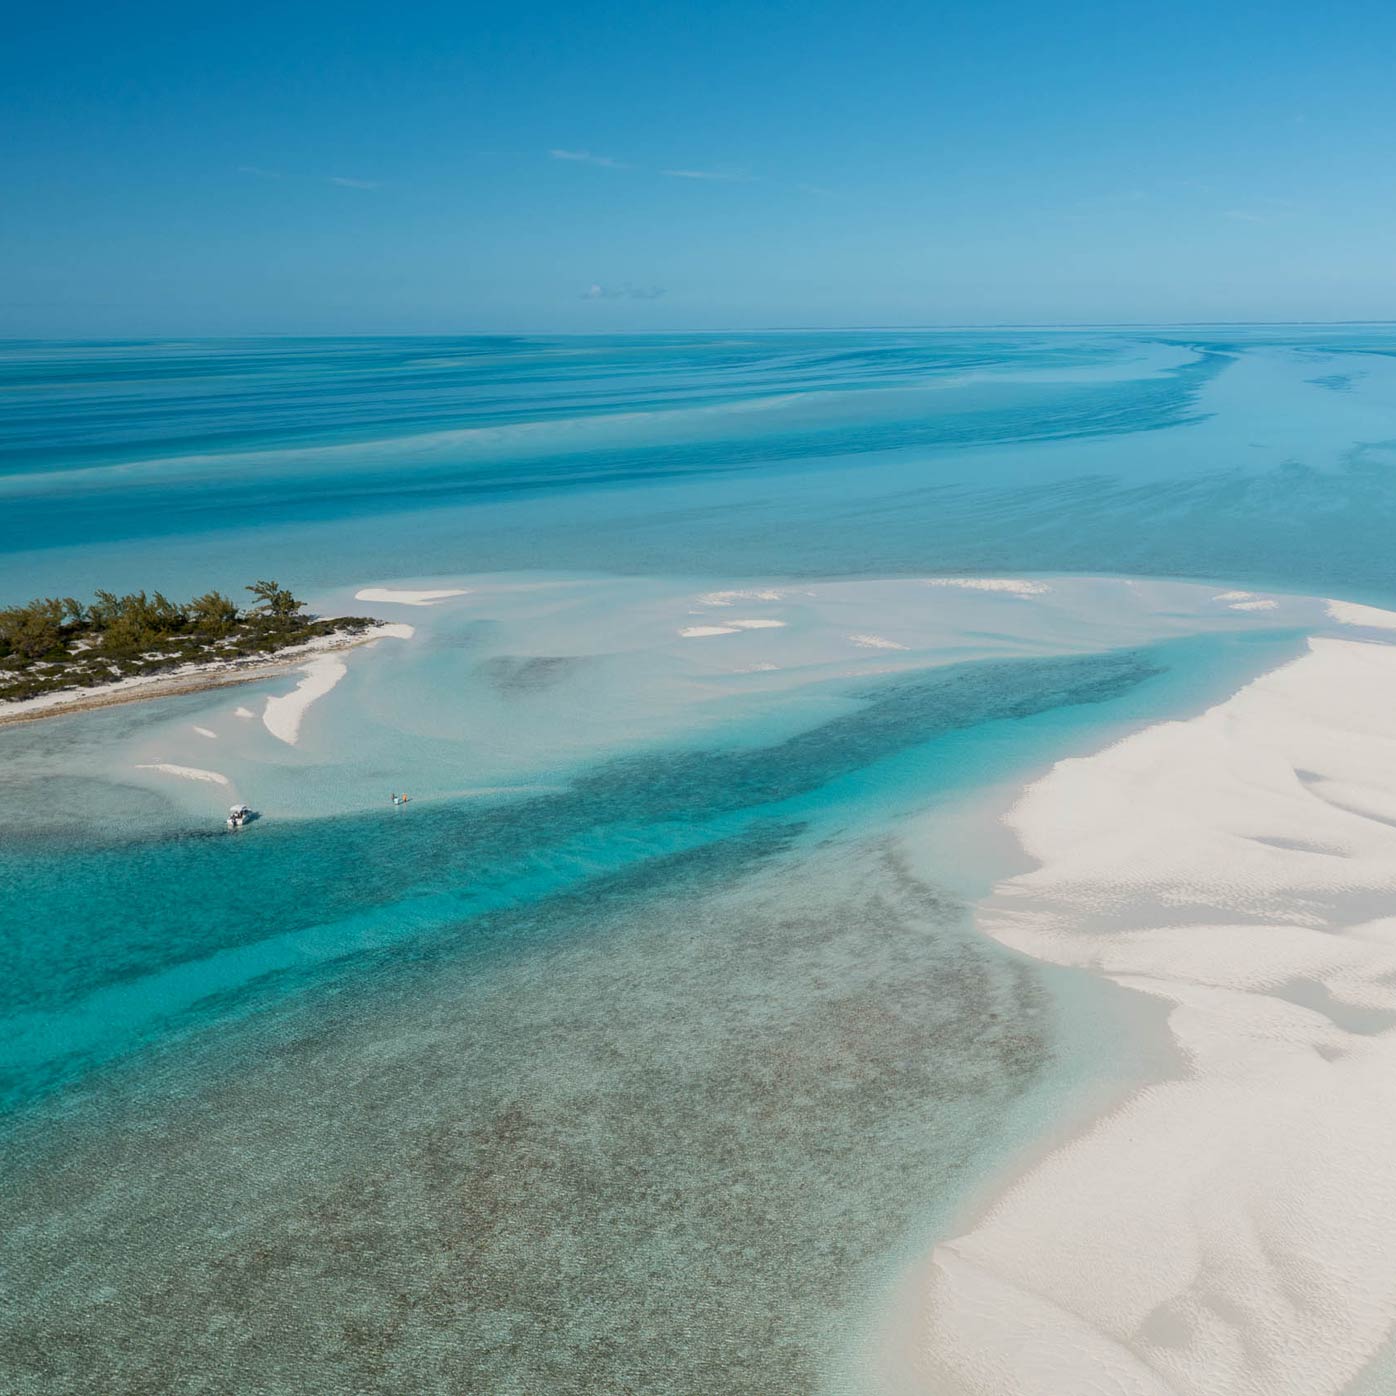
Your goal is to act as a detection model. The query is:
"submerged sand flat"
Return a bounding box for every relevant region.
[894,632,1396,1395]
[0,802,1074,1396]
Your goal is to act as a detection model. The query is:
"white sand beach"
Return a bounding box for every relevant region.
[892,633,1396,1396]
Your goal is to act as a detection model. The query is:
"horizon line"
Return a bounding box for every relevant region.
[5,318,1396,343]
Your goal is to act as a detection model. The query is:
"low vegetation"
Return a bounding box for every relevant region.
[0,581,377,703]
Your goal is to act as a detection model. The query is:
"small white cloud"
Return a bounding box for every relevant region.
[550,148,626,168]
[582,283,666,300]
[329,175,380,189]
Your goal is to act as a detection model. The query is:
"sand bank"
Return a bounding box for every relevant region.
[135,763,229,786]
[679,618,786,637]
[894,635,1396,1395]
[923,577,1050,596]
[697,588,788,605]
[353,587,468,606]
[1326,598,1396,630]
[261,656,347,746]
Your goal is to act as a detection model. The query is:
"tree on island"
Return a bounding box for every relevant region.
[0,597,65,660]
[246,579,305,620]
[190,590,240,634]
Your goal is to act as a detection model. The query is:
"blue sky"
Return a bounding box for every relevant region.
[5,0,1396,334]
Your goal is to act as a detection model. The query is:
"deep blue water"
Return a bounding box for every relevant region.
[0,333,1209,476]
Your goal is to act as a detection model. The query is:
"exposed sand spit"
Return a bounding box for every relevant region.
[261,656,347,746]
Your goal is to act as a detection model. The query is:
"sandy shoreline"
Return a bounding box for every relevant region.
[0,623,410,728]
[888,632,1396,1396]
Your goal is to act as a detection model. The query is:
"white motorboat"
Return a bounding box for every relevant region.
[226,802,253,830]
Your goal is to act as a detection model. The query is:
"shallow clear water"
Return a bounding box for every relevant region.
[0,628,1294,1115]
[2,329,1393,1393]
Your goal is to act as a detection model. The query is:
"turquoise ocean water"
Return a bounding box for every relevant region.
[6,327,1396,599]
[2,330,1395,1393]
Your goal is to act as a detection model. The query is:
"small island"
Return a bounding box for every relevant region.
[0,580,384,719]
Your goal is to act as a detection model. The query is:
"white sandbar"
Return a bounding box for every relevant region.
[354,587,468,607]
[697,589,785,605]
[262,656,347,746]
[1326,598,1396,630]
[923,577,1050,596]
[1214,590,1279,611]
[897,636,1396,1396]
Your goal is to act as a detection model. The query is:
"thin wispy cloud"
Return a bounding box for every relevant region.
[582,282,666,300]
[660,167,755,182]
[546,149,791,190]
[550,148,626,168]
[550,150,804,191]
[1224,209,1268,223]
[239,167,381,190]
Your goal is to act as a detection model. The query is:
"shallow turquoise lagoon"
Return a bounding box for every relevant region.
[0,626,1297,1116]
